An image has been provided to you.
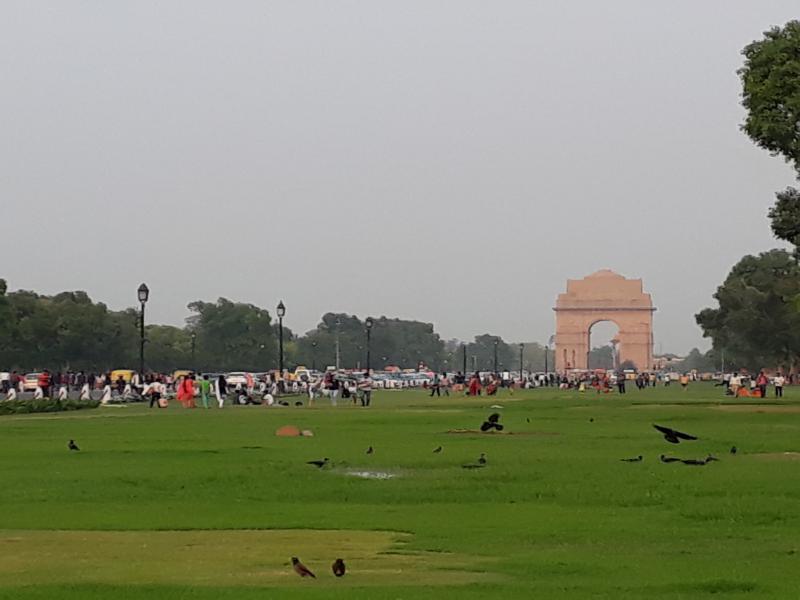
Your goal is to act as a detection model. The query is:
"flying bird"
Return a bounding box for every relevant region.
[433,446,442,453]
[307,458,329,468]
[332,558,346,577]
[660,454,682,463]
[366,446,373,455]
[292,557,315,578]
[68,440,79,451]
[653,424,697,444]
[620,455,643,462]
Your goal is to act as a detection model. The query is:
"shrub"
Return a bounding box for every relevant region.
[0,396,101,416]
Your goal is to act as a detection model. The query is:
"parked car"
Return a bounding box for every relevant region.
[225,372,249,388]
[23,373,42,391]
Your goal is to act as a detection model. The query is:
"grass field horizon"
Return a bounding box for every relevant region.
[1,384,799,598]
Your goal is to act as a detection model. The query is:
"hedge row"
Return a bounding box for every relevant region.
[0,397,101,415]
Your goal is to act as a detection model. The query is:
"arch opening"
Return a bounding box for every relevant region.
[587,320,620,370]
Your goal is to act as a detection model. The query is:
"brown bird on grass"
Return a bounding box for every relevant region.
[292,557,315,578]
[332,558,346,577]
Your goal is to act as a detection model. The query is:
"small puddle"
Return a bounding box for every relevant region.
[344,470,398,479]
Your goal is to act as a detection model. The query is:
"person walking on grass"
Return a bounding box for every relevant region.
[215,374,226,408]
[756,371,768,399]
[358,372,373,407]
[774,372,785,398]
[199,374,212,409]
[429,372,441,397]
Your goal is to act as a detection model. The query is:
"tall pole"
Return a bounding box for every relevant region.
[365,317,374,374]
[139,301,145,376]
[137,283,149,378]
[544,344,549,375]
[462,343,467,375]
[311,341,317,371]
[493,340,498,374]
[519,343,524,383]
[278,316,284,375]
[335,317,341,370]
[191,332,196,372]
[276,301,286,386]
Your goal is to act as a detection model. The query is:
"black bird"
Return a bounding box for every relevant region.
[487,413,501,424]
[653,424,697,444]
[332,558,346,577]
[621,455,643,462]
[730,446,738,455]
[307,458,330,468]
[433,446,442,453]
[681,458,707,466]
[589,418,594,423]
[68,440,79,451]
[366,446,374,455]
[291,557,315,578]
[526,417,530,423]
[477,453,487,465]
[660,454,682,463]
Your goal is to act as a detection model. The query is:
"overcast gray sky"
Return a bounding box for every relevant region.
[2,1,797,354]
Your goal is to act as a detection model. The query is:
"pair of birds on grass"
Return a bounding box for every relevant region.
[620,425,735,465]
[292,557,345,578]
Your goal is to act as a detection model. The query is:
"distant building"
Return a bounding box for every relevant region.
[652,354,684,371]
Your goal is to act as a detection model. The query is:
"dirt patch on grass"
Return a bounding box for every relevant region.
[714,405,800,414]
[0,529,494,587]
[752,452,800,460]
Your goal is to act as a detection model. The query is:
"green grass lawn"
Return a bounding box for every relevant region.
[1,383,799,599]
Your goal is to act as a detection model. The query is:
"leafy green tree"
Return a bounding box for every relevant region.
[696,249,800,371]
[588,346,614,370]
[740,20,800,174]
[768,187,800,255]
[187,298,276,372]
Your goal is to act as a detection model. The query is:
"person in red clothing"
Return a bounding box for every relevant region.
[468,372,482,396]
[756,371,769,399]
[37,370,51,398]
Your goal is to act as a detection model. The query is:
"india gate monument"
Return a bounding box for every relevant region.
[554,270,655,372]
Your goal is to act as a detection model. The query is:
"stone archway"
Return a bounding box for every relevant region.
[554,270,655,372]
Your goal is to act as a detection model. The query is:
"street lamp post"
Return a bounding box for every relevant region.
[277,301,286,385]
[519,343,524,384]
[335,317,341,371]
[365,317,374,374]
[311,341,317,371]
[493,340,499,374]
[137,283,149,377]
[191,331,197,372]
[462,343,467,376]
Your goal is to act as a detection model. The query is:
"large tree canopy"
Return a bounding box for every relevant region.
[695,249,800,371]
[740,20,800,174]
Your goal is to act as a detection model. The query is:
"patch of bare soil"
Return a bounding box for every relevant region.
[752,452,800,460]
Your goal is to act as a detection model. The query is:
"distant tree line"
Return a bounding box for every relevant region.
[696,21,800,373]
[0,279,554,374]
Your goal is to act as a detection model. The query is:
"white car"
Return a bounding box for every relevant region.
[225,372,250,388]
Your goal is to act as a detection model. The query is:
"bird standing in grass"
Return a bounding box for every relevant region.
[366,446,373,455]
[433,446,442,453]
[306,458,329,468]
[620,455,643,462]
[478,453,487,465]
[292,557,315,578]
[332,558,346,577]
[730,446,738,455]
[68,440,79,451]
